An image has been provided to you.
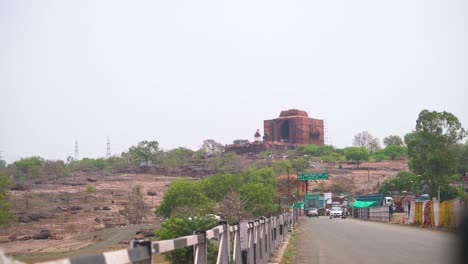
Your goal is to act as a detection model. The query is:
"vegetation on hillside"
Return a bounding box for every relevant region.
[0,173,16,226]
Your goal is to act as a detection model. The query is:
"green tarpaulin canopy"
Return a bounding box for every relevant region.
[352,201,376,208]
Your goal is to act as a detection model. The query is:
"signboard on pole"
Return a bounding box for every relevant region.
[299,173,329,180]
[293,202,304,208]
[304,194,320,200]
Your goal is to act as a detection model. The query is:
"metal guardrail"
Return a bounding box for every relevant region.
[37,210,298,264]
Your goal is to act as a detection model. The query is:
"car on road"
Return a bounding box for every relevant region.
[307,208,319,218]
[329,207,343,219]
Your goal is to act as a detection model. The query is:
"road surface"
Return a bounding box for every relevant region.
[293,216,457,264]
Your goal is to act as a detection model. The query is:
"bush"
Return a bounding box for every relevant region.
[155,216,218,264]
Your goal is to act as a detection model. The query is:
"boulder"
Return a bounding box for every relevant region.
[18,216,32,223]
[19,236,32,241]
[70,206,82,211]
[33,230,51,240]
[28,213,41,221]
[102,206,111,210]
[39,213,56,219]
[87,177,97,182]
[10,184,28,191]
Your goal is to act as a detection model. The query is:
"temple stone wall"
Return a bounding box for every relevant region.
[263,109,324,146]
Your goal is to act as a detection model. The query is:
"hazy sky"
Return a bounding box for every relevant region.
[1,0,467,163]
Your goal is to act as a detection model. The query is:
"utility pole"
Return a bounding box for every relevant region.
[75,141,79,160]
[106,137,111,159]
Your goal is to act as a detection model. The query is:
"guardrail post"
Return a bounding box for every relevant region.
[247,221,254,264]
[217,221,229,264]
[268,217,273,259]
[273,217,277,250]
[279,214,284,243]
[194,230,207,264]
[255,220,261,264]
[231,224,242,264]
[129,239,152,264]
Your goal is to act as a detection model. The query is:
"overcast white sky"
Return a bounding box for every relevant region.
[1,0,467,163]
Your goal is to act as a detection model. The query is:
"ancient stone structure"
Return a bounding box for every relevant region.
[263,109,324,146]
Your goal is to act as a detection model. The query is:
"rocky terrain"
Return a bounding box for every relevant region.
[0,173,172,262]
[0,160,408,263]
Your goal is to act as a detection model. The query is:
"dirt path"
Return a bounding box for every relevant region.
[77,223,160,253]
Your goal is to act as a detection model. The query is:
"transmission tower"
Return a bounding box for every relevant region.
[75,141,79,160]
[106,137,111,159]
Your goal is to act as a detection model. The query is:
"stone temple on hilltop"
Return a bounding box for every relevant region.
[263,109,324,146]
[225,109,325,155]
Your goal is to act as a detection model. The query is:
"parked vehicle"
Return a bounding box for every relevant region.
[354,193,394,207]
[307,208,319,218]
[329,207,343,219]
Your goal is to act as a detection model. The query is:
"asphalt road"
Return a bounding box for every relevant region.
[294,216,457,264]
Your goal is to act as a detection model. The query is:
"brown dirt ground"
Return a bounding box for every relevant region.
[0,160,408,262]
[295,160,408,194]
[0,173,174,262]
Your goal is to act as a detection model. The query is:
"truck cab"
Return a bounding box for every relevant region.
[384,197,394,207]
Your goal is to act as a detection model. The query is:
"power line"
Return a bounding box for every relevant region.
[106,137,111,159]
[75,141,79,160]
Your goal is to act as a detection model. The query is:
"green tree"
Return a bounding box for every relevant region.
[298,144,320,155]
[126,140,161,165]
[156,179,211,218]
[405,110,467,200]
[155,216,218,264]
[321,152,343,163]
[0,173,16,226]
[240,183,276,217]
[201,173,242,202]
[457,142,468,175]
[344,147,369,168]
[243,167,277,187]
[291,157,309,174]
[379,171,421,203]
[0,160,6,169]
[164,147,195,167]
[383,144,407,160]
[383,135,404,147]
[14,156,45,179]
[272,160,292,175]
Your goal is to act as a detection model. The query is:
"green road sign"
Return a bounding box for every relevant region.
[294,202,304,208]
[304,194,320,200]
[299,173,328,180]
